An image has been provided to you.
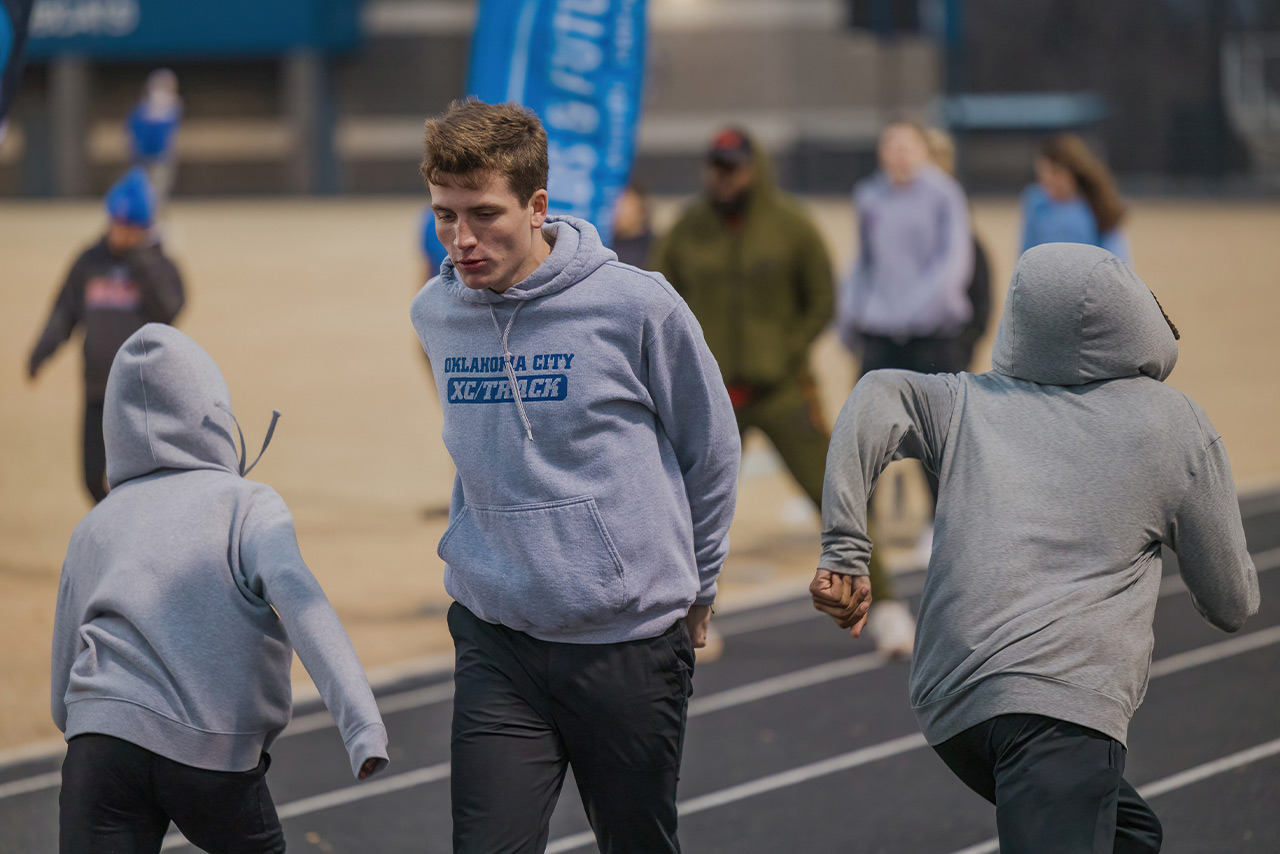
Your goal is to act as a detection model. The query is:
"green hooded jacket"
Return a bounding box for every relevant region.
[653,137,834,388]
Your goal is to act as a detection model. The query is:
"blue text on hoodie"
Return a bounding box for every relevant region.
[410,216,741,644]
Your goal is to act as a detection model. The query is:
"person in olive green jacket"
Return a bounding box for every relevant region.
[654,128,898,624]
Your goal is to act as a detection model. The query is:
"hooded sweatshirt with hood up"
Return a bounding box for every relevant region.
[653,132,835,389]
[51,324,389,779]
[820,243,1259,747]
[410,216,740,645]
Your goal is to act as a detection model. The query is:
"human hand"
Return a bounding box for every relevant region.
[358,757,381,780]
[685,604,713,649]
[810,569,872,637]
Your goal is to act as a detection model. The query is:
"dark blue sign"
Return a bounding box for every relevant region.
[466,0,648,245]
[0,0,34,125]
[25,0,361,59]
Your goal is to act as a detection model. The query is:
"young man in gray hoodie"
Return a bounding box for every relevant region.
[52,323,389,853]
[813,243,1259,853]
[410,100,740,853]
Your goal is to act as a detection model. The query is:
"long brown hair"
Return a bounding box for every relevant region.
[1041,134,1126,233]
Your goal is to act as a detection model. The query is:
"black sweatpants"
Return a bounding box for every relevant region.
[60,734,285,854]
[933,714,1163,854]
[448,602,694,854]
[82,398,108,504]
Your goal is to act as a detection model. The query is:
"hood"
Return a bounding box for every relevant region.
[443,216,616,305]
[991,243,1178,387]
[104,324,278,488]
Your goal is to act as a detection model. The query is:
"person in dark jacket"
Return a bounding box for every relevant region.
[28,167,185,504]
[654,128,906,653]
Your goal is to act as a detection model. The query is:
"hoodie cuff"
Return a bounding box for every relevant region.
[695,573,719,607]
[345,722,390,780]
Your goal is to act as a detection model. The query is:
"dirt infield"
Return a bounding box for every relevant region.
[2,197,1278,752]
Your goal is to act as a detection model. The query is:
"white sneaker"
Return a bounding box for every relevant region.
[869,600,916,658]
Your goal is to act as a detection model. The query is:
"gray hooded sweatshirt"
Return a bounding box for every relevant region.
[820,243,1259,747]
[51,324,389,778]
[411,216,740,644]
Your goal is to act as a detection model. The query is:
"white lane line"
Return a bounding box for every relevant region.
[690,652,888,716]
[0,770,61,801]
[946,736,1280,854]
[229,619,1280,836]
[544,734,932,853]
[160,761,453,850]
[1149,624,1280,678]
[10,545,1280,802]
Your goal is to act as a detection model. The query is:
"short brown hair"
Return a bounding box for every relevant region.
[420,99,549,205]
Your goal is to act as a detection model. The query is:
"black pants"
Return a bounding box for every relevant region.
[60,734,285,854]
[933,715,1163,854]
[859,334,966,509]
[448,602,694,854]
[82,398,108,504]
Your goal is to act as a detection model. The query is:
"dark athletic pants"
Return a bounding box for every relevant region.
[83,398,108,504]
[933,715,1163,854]
[60,734,285,854]
[448,602,693,853]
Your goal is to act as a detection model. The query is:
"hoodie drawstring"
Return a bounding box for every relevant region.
[224,406,282,477]
[488,301,533,441]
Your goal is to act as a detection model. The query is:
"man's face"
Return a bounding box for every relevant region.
[704,160,754,206]
[879,125,929,185]
[429,172,549,292]
[106,220,148,253]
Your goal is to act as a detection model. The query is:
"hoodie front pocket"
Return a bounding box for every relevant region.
[437,495,630,634]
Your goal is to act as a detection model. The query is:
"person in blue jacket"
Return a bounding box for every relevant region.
[1021,133,1130,263]
[126,69,182,211]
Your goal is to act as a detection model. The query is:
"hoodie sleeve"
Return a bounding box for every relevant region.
[29,255,87,377]
[127,245,185,323]
[50,562,82,733]
[645,300,741,604]
[239,488,389,779]
[820,370,957,575]
[1168,435,1259,633]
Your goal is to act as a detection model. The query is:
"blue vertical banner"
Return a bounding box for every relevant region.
[0,0,34,129]
[466,0,648,245]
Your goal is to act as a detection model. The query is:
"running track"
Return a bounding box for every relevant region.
[3,491,1278,853]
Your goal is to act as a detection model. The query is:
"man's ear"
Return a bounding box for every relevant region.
[530,189,550,228]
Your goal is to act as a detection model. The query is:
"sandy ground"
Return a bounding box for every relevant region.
[2,196,1278,753]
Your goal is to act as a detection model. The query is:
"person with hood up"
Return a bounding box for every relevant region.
[28,167,185,504]
[654,126,909,656]
[410,100,739,853]
[51,323,389,853]
[813,243,1259,853]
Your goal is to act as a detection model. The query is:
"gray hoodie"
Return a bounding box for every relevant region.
[821,243,1259,747]
[51,324,389,778]
[411,216,740,644]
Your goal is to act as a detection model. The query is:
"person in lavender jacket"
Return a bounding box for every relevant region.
[837,120,975,654]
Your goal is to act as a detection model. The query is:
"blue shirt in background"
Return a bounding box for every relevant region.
[1020,184,1130,264]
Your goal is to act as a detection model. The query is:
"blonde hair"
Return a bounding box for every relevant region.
[923,127,956,176]
[421,99,548,205]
